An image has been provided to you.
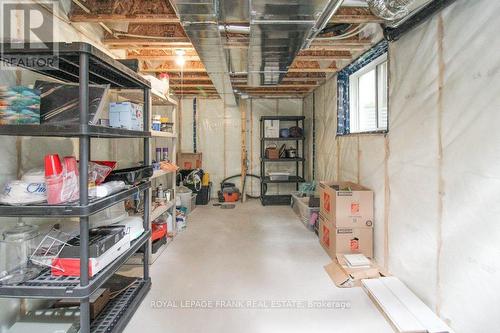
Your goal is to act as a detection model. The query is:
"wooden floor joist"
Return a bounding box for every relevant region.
[103,38,190,46]
[329,7,383,24]
[141,68,208,73]
[72,0,382,100]
[288,68,338,73]
[70,14,180,23]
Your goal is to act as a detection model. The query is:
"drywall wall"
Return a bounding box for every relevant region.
[304,0,500,331]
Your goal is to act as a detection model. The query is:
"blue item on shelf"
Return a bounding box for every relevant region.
[0,86,41,124]
[279,128,290,138]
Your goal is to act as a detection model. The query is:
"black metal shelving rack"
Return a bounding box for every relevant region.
[260,116,306,206]
[0,42,152,333]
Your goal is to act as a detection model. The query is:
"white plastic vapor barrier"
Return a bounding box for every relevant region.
[248,98,303,196]
[439,1,500,332]
[359,136,386,268]
[338,136,359,183]
[180,98,241,196]
[306,1,500,331]
[387,14,441,309]
[313,79,339,181]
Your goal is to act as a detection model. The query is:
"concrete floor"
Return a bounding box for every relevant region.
[124,200,393,333]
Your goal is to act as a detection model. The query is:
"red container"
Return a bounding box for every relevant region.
[44,154,63,177]
[45,154,64,204]
[64,156,79,175]
[152,223,167,241]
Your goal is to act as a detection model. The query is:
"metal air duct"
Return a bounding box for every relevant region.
[172,0,238,106]
[367,0,415,21]
[247,0,345,87]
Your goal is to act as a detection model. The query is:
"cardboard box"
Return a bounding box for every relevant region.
[319,181,374,228]
[264,120,280,138]
[53,288,110,319]
[324,254,385,288]
[177,152,202,169]
[109,102,143,130]
[319,214,373,258]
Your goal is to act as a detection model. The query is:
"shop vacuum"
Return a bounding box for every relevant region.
[217,182,240,203]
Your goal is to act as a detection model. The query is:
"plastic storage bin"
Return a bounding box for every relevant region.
[291,192,319,231]
[268,172,290,181]
[189,194,197,214]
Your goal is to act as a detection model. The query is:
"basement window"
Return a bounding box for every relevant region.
[348,54,388,133]
[337,40,389,135]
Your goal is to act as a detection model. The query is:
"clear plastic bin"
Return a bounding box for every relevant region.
[291,192,319,231]
[268,172,290,181]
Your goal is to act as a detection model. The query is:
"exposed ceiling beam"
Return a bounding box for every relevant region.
[128,55,201,61]
[233,83,318,89]
[70,13,179,23]
[310,38,372,47]
[288,68,338,73]
[329,7,383,23]
[103,38,190,46]
[170,84,215,88]
[141,68,208,73]
[295,53,352,61]
[112,45,196,50]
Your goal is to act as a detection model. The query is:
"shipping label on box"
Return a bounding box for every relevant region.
[319,181,374,228]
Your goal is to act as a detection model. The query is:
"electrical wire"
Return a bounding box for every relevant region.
[109,279,138,299]
[314,24,369,41]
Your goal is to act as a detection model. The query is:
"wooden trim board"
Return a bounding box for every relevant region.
[362,277,453,333]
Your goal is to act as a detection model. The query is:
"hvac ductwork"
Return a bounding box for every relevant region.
[367,0,415,21]
[172,0,238,106]
[247,0,345,87]
[218,25,250,34]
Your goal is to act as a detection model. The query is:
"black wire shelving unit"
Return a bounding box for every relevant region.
[0,42,152,333]
[260,116,306,206]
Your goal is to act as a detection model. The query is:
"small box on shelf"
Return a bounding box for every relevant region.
[109,102,143,131]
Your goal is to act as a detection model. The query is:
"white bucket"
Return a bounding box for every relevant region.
[177,186,193,210]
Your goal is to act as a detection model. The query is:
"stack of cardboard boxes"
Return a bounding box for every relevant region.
[318,181,374,259]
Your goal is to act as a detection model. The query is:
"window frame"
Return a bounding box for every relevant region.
[348,53,388,134]
[336,40,389,136]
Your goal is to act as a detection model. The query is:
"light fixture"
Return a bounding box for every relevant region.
[175,49,186,67]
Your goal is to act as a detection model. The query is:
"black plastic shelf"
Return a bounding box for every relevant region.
[261,194,292,206]
[0,181,150,217]
[90,279,151,333]
[262,136,305,141]
[0,42,150,89]
[0,124,151,138]
[0,231,151,299]
[262,176,306,184]
[260,116,305,121]
[262,158,305,162]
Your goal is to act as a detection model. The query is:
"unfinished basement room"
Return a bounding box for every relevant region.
[0,0,497,332]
